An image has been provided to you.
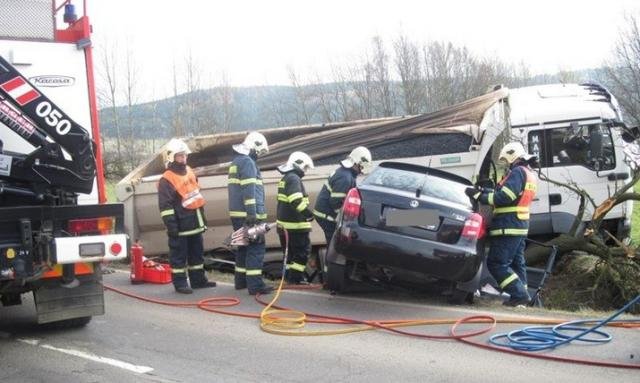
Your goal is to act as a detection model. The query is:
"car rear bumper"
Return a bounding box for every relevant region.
[332,222,483,282]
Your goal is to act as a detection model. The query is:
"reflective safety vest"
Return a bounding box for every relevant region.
[162,167,205,210]
[493,165,537,220]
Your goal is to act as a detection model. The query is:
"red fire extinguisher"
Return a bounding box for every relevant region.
[130,242,145,284]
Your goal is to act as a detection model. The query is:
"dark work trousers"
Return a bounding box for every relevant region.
[168,233,207,288]
[231,218,267,292]
[487,235,529,300]
[278,230,311,283]
[316,217,337,246]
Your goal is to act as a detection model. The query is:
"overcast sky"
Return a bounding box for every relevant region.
[88,0,639,98]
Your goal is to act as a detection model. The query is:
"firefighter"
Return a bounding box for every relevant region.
[228,132,273,295]
[158,139,216,294]
[313,146,372,245]
[276,151,315,284]
[466,142,537,307]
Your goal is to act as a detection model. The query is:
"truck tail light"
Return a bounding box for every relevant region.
[110,242,123,255]
[461,213,485,240]
[68,217,114,235]
[342,188,362,221]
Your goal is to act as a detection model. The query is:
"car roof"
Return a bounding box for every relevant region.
[376,161,473,186]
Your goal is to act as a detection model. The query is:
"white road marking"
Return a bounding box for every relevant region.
[17,338,40,345]
[18,339,153,374]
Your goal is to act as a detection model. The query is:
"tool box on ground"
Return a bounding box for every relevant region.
[130,243,172,284]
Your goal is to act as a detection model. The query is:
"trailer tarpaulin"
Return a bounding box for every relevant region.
[132,88,507,180]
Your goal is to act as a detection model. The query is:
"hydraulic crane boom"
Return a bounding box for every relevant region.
[0,55,96,195]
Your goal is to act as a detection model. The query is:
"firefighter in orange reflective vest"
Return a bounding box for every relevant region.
[467,142,537,306]
[158,139,216,294]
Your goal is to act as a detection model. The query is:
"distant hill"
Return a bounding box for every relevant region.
[98,68,608,139]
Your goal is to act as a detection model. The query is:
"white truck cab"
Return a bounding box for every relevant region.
[503,83,631,237]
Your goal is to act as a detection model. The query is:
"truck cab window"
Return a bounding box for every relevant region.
[529,124,615,171]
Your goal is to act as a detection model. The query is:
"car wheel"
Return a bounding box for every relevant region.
[326,262,347,293]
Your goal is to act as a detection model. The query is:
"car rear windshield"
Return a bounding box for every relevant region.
[362,166,471,206]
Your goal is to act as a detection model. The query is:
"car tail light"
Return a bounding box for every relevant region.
[461,213,485,240]
[68,217,114,235]
[342,188,362,221]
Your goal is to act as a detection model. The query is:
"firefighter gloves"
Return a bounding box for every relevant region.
[465,187,482,200]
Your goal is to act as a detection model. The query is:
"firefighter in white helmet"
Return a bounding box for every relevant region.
[228,132,273,295]
[158,138,216,294]
[313,146,372,245]
[276,151,315,284]
[466,142,537,307]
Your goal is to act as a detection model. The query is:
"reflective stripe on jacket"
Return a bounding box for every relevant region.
[313,165,357,222]
[479,162,537,236]
[277,170,313,232]
[228,154,267,220]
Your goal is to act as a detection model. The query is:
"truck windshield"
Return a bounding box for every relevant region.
[362,166,471,206]
[528,123,616,171]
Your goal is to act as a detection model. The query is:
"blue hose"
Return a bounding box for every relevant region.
[489,294,640,352]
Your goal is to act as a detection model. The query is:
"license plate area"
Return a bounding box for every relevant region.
[385,208,440,230]
[79,242,105,257]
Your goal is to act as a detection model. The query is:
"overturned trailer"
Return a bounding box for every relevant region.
[117,83,633,260]
[117,89,507,257]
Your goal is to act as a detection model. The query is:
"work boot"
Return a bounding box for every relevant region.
[175,286,193,294]
[285,270,306,285]
[502,296,530,307]
[192,281,217,289]
[248,285,274,296]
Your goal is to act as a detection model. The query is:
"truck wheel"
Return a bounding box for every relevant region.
[326,262,347,293]
[448,289,474,305]
[44,316,92,329]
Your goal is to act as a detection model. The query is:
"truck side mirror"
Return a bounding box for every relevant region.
[621,126,640,143]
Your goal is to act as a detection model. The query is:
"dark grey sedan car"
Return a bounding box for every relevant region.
[325,161,486,303]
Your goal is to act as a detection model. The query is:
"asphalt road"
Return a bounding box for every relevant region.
[0,271,638,383]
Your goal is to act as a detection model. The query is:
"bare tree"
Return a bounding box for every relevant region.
[121,39,142,171]
[97,38,124,176]
[370,36,395,117]
[183,49,205,135]
[171,59,184,137]
[393,34,425,115]
[287,66,317,125]
[213,72,236,133]
[603,13,640,125]
[349,57,375,119]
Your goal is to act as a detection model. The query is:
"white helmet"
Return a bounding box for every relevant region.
[498,142,532,165]
[341,146,372,171]
[165,138,191,163]
[278,151,314,173]
[233,131,269,156]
